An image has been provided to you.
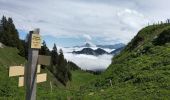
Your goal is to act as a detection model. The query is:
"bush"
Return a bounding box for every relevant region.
[153,29,170,45]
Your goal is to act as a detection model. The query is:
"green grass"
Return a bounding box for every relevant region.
[0,47,26,99]
[0,47,97,100]
[69,70,98,89]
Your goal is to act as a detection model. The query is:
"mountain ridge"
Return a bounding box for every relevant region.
[73,47,125,56]
[73,48,109,56]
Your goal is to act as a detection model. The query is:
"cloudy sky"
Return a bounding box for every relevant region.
[1,0,170,70]
[0,0,169,47]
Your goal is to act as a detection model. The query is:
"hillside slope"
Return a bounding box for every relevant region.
[0,47,97,99]
[78,24,170,99]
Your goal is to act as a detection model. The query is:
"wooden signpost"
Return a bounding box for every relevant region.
[26,29,41,100]
[8,28,51,100]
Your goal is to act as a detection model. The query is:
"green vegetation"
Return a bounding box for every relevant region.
[1,16,170,99]
[0,47,97,99]
[0,16,98,99]
[76,24,170,99]
[0,47,26,99]
[0,15,81,87]
[43,42,78,86]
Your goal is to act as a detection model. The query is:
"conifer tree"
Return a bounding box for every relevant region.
[39,40,50,55]
[0,16,8,44]
[51,43,58,65]
[58,49,64,67]
[50,43,58,74]
[39,40,50,69]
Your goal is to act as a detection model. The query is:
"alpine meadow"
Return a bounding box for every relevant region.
[1,0,170,100]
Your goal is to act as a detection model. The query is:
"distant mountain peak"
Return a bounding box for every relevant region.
[73,48,108,56]
[84,42,96,47]
[73,41,96,48]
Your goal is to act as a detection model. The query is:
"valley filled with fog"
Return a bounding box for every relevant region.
[65,52,113,71]
[58,43,123,71]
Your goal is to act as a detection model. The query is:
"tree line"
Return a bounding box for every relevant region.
[0,16,25,56]
[39,41,80,86]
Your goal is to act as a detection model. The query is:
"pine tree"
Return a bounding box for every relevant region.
[39,40,50,55]
[50,43,58,74]
[20,40,28,59]
[51,43,58,65]
[39,40,50,69]
[58,49,64,67]
[0,16,8,44]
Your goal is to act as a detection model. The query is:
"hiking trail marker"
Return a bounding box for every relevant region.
[31,34,41,49]
[8,29,51,100]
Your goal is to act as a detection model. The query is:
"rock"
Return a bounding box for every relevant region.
[88,92,94,96]
[0,42,3,48]
[100,89,104,92]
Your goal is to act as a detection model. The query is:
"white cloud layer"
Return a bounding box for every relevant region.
[0,0,165,44]
[65,53,112,70]
[58,46,113,70]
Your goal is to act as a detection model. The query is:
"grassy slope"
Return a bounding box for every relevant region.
[78,24,170,99]
[3,24,170,100]
[0,47,26,100]
[0,47,97,100]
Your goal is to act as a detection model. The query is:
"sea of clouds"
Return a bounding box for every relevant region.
[60,47,114,71]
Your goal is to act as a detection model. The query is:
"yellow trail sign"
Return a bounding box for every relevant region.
[19,73,47,87]
[37,64,41,73]
[9,65,41,77]
[19,77,24,87]
[31,34,41,49]
[9,66,24,77]
[36,73,47,83]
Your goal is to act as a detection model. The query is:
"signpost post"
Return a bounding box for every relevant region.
[26,29,41,100]
[8,28,51,100]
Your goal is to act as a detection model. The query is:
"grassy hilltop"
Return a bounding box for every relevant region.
[77,24,170,99]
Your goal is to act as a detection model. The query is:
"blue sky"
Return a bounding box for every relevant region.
[18,30,85,47]
[18,29,118,48]
[18,29,123,48]
[1,0,170,48]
